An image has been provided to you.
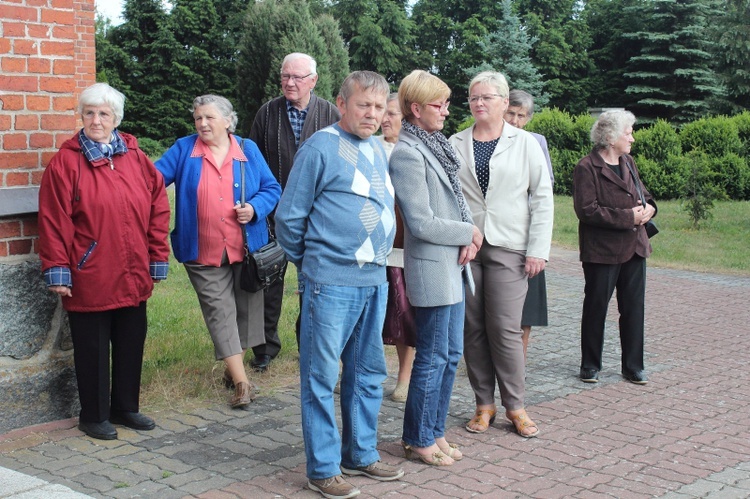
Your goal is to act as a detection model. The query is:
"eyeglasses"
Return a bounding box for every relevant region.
[424,101,450,112]
[82,110,114,122]
[281,73,313,82]
[468,94,502,104]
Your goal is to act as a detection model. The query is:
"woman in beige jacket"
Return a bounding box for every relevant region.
[449,71,553,438]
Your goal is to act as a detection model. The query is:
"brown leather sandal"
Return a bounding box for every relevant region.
[465,409,497,433]
[506,411,539,438]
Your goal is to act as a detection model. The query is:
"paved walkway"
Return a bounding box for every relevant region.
[1,247,749,498]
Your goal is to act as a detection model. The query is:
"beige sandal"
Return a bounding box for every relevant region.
[507,411,539,438]
[465,409,497,434]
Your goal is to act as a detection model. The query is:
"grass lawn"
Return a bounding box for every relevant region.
[141,195,749,411]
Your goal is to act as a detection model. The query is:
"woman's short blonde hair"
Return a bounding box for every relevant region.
[398,70,450,120]
[590,110,636,149]
[468,71,509,99]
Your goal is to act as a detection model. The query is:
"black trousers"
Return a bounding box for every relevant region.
[580,256,646,374]
[68,302,147,423]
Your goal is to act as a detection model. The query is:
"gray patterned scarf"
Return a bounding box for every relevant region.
[401,119,473,224]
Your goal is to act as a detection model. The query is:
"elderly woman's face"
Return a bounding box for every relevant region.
[504,105,530,129]
[380,99,402,142]
[193,104,230,145]
[82,105,116,143]
[612,125,635,156]
[469,83,508,125]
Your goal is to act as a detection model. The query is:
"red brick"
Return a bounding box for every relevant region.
[54,133,71,148]
[0,152,38,169]
[3,133,28,150]
[27,0,48,6]
[40,41,74,57]
[27,57,51,73]
[1,57,26,73]
[9,238,33,255]
[52,25,76,39]
[26,95,50,111]
[40,76,74,93]
[0,242,8,258]
[31,169,44,185]
[31,238,39,254]
[0,75,38,92]
[28,23,51,38]
[1,6,38,22]
[15,114,39,130]
[53,59,74,75]
[22,218,39,237]
[2,21,27,37]
[0,221,22,239]
[41,114,76,131]
[52,0,75,8]
[0,94,24,111]
[41,10,75,25]
[4,172,31,186]
[29,132,54,148]
[52,96,76,111]
[0,38,11,54]
[41,151,56,167]
[13,39,38,56]
[0,115,11,131]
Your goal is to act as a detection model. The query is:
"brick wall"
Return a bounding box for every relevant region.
[0,0,96,258]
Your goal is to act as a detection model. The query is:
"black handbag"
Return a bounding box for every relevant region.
[238,142,287,293]
[625,158,659,238]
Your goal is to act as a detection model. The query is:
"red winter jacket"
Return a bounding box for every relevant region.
[38,131,170,312]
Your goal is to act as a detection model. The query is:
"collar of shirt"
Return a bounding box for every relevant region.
[191,135,249,164]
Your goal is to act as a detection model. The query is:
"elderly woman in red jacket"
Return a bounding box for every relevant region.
[573,109,656,385]
[38,83,170,440]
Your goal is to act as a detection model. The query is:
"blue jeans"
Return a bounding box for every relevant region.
[298,273,388,479]
[402,301,465,447]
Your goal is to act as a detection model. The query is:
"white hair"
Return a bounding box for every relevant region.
[78,83,125,127]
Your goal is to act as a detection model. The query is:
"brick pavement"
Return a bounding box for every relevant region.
[1,247,749,498]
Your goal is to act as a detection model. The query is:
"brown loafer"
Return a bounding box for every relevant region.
[230,381,256,408]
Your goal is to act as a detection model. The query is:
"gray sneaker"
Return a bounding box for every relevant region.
[308,475,360,499]
[341,460,405,481]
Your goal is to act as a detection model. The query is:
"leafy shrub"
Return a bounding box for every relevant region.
[550,147,589,196]
[730,111,750,157]
[680,150,726,228]
[680,116,742,158]
[138,137,167,159]
[527,108,582,152]
[632,119,681,164]
[634,154,685,200]
[710,153,750,200]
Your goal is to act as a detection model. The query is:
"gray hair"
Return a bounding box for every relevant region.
[468,71,509,99]
[508,89,535,117]
[281,53,317,76]
[191,95,238,133]
[386,92,399,103]
[78,83,125,127]
[590,110,636,149]
[338,71,390,103]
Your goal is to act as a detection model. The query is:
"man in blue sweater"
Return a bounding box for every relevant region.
[276,71,403,499]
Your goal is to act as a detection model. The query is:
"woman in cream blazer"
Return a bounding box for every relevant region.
[449,71,553,438]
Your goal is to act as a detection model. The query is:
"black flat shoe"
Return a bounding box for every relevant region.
[110,411,156,430]
[78,420,117,440]
[251,354,273,372]
[622,371,648,385]
[580,368,599,383]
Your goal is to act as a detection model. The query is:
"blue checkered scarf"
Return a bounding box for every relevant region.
[78,129,128,162]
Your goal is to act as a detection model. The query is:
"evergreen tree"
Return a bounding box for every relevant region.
[235,0,349,135]
[516,0,594,114]
[468,0,548,108]
[712,0,750,112]
[583,0,647,109]
[624,0,725,124]
[411,0,506,132]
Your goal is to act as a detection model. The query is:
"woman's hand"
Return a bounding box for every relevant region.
[234,202,256,225]
[49,285,72,298]
[525,257,546,278]
[633,202,656,225]
[458,226,484,265]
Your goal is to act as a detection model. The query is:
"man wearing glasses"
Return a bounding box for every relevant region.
[249,53,341,371]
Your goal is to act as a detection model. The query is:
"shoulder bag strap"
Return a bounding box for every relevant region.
[623,156,647,207]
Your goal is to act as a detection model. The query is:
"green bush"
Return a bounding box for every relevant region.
[138,137,167,159]
[680,150,726,228]
[635,154,685,200]
[527,108,582,152]
[711,153,750,200]
[731,111,750,157]
[550,147,589,196]
[632,119,681,164]
[680,116,743,158]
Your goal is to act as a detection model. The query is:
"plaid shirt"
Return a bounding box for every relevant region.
[286,100,309,146]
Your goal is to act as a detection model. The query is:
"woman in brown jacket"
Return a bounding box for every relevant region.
[573,110,656,385]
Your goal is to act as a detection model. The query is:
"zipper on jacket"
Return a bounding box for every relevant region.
[109,158,114,170]
[77,241,97,270]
